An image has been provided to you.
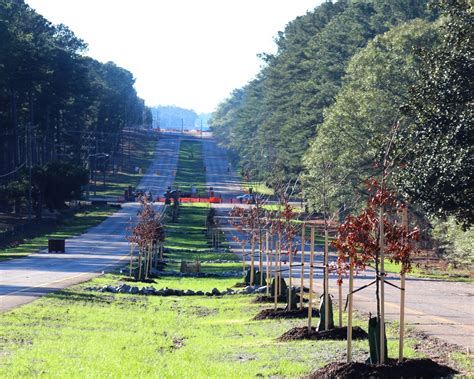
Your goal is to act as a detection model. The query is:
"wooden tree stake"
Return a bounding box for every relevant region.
[338,281,343,328]
[379,208,386,364]
[289,242,293,311]
[278,233,282,296]
[308,226,315,331]
[129,244,134,277]
[399,207,408,362]
[300,224,305,310]
[138,250,143,281]
[259,237,263,286]
[324,228,329,330]
[266,231,270,296]
[347,256,354,362]
[274,237,278,310]
[250,236,255,286]
[241,242,246,272]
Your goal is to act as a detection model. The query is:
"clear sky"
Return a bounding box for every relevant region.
[25,0,322,114]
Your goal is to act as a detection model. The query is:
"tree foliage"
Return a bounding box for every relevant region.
[303,19,439,212]
[0,0,151,183]
[210,0,433,189]
[394,0,473,227]
[333,179,419,277]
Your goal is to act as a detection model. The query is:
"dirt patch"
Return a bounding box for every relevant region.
[253,307,319,320]
[188,306,218,317]
[306,358,458,378]
[279,326,368,342]
[253,295,308,304]
[172,336,186,350]
[407,329,471,374]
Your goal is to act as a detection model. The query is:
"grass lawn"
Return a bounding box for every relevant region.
[0,204,116,261]
[3,267,469,378]
[0,274,426,378]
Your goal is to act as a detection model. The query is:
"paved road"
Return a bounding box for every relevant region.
[202,137,242,199]
[201,135,474,351]
[0,133,181,312]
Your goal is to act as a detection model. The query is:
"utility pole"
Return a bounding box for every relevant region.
[27,91,33,222]
[27,121,32,222]
[181,118,184,134]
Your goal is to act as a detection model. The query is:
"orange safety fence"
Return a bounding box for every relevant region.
[155,197,223,204]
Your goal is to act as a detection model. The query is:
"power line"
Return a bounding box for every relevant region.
[0,162,26,178]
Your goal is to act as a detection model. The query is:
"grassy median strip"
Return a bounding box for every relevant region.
[165,203,235,262]
[0,278,370,378]
[0,204,116,261]
[174,140,207,196]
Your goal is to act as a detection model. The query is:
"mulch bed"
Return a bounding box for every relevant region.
[306,358,458,378]
[252,295,286,303]
[279,326,368,342]
[253,307,319,320]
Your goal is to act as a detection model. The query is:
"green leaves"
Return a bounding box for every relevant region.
[0,0,150,185]
[303,19,439,213]
[394,0,473,227]
[211,0,433,194]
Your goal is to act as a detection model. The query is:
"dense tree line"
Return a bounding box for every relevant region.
[152,106,197,130]
[210,0,433,187]
[0,0,152,215]
[211,0,472,228]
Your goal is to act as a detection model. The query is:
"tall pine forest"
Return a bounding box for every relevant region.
[210,0,473,233]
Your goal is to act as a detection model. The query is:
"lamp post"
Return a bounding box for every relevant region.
[88,153,109,197]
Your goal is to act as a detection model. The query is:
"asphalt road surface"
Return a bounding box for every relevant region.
[0,133,181,312]
[201,135,474,351]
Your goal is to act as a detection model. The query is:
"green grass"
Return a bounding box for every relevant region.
[165,203,236,263]
[3,271,468,378]
[0,205,116,261]
[174,140,207,196]
[372,259,474,283]
[0,277,376,378]
[165,139,234,265]
[89,272,240,292]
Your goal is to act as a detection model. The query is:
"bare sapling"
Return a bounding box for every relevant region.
[126,196,165,281]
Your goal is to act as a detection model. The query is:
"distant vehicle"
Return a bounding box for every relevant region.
[236,193,261,204]
[163,189,180,197]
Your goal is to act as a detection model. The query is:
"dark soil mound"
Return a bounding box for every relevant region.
[253,307,319,320]
[306,358,458,378]
[252,295,286,303]
[253,295,309,304]
[279,326,368,342]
